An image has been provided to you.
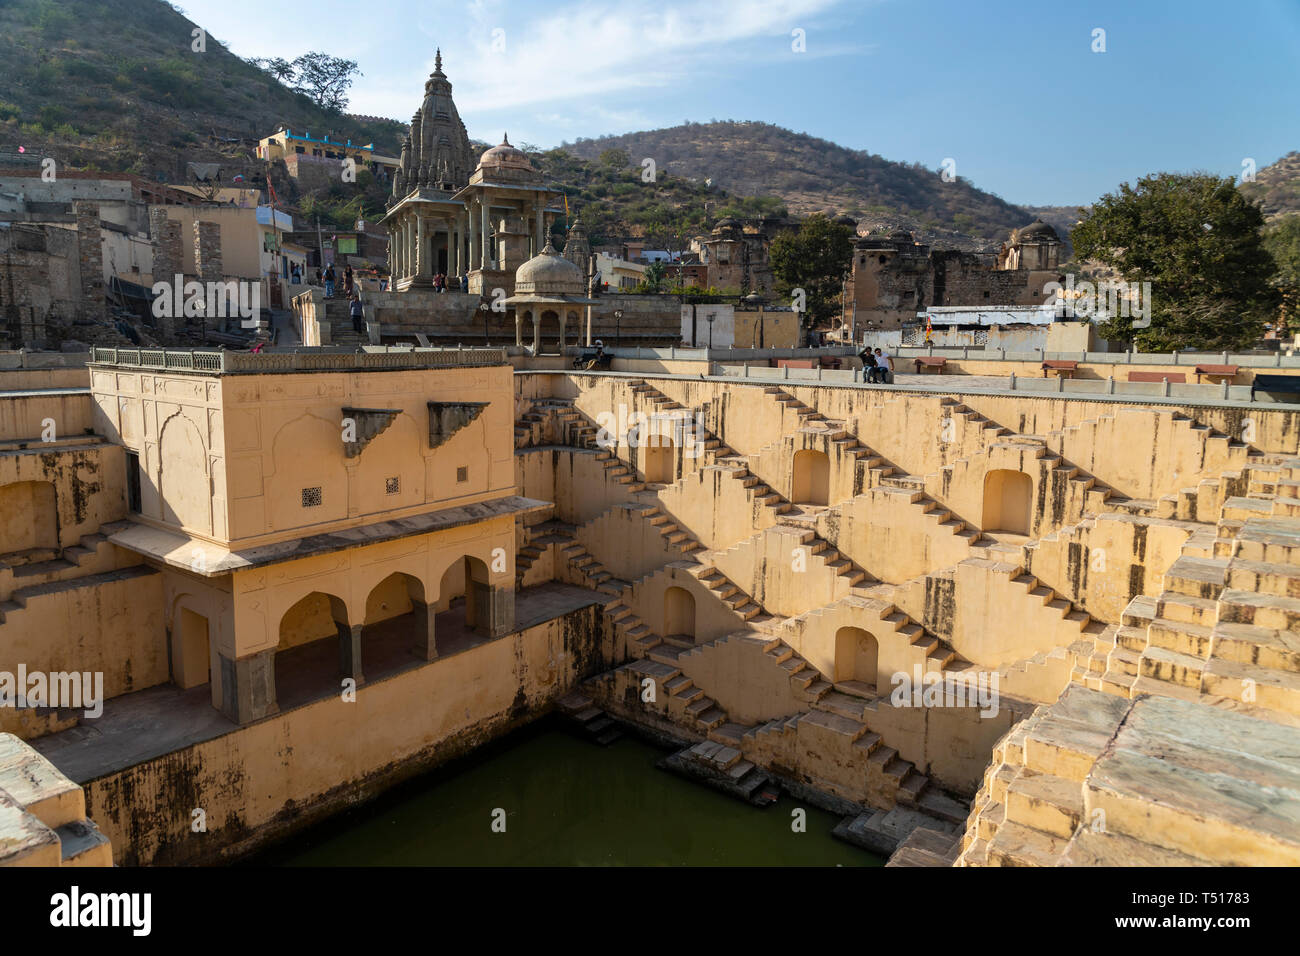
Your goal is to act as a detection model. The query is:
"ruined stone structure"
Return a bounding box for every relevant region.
[847,220,1064,332]
[696,216,795,294]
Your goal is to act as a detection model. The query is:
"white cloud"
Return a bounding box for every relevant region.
[363,0,860,118]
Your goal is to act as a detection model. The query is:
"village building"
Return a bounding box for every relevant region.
[257,127,399,190]
[846,221,1065,334]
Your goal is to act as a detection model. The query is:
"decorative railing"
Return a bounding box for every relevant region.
[89,346,507,373]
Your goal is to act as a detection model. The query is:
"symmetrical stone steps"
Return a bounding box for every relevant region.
[641,505,707,560]
[1045,407,1251,517]
[626,379,732,466]
[960,557,1098,653]
[772,525,874,592]
[682,562,773,627]
[958,682,1300,866]
[0,564,156,627]
[619,654,728,731]
[514,519,575,589]
[0,522,131,603]
[558,542,627,596]
[1071,489,1300,719]
[777,592,959,682]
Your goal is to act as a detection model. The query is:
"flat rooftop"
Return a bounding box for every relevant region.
[88,345,508,375]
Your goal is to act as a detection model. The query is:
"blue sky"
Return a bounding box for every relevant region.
[178,0,1299,206]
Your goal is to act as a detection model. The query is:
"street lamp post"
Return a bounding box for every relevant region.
[706,311,716,350]
[614,309,623,347]
[479,300,490,345]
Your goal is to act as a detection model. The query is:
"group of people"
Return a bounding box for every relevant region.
[432,272,469,293]
[318,264,356,299]
[859,347,894,384]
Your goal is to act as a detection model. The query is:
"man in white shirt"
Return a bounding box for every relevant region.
[874,348,894,384]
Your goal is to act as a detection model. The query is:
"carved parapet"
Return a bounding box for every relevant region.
[428,400,488,448]
[341,406,401,458]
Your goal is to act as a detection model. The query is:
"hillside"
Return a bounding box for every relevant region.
[0,0,404,183]
[562,121,1039,248]
[0,0,1056,252]
[1239,151,1300,222]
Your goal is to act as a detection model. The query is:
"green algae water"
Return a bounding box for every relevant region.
[252,721,882,866]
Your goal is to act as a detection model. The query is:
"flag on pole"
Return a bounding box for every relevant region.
[563,193,570,219]
[925,313,933,343]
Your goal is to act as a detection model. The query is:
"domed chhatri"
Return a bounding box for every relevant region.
[477,133,536,174]
[515,240,584,296]
[1016,218,1059,242]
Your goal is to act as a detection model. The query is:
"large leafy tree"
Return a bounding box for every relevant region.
[1072,172,1279,350]
[251,52,361,112]
[769,214,854,328]
[1263,214,1300,335]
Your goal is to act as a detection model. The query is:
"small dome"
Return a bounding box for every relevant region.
[515,240,584,295]
[888,229,913,241]
[478,133,534,172]
[833,214,857,228]
[1017,219,1058,242]
[712,217,742,236]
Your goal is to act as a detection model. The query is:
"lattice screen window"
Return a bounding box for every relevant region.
[301,486,322,507]
[385,477,400,495]
[456,466,468,483]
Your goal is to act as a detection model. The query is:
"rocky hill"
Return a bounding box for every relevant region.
[1240,151,1300,222]
[0,0,404,184]
[562,121,1040,247]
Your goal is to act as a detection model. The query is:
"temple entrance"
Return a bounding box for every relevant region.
[982,469,1032,535]
[791,449,830,506]
[833,626,878,688]
[663,586,696,642]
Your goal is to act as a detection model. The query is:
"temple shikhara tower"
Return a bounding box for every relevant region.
[382,51,563,298]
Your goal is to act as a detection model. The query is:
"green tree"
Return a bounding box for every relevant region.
[598,148,629,169]
[643,261,666,292]
[768,214,854,327]
[1072,172,1279,350]
[1263,214,1300,334]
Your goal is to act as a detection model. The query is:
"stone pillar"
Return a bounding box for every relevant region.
[558,312,566,351]
[489,585,515,637]
[515,310,523,346]
[218,649,277,724]
[467,205,477,272]
[451,224,460,277]
[193,220,222,331]
[73,201,104,322]
[412,599,437,660]
[532,313,540,352]
[479,200,489,269]
[338,621,364,684]
[149,208,184,342]
[416,216,428,278]
[390,229,400,281]
[585,305,593,346]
